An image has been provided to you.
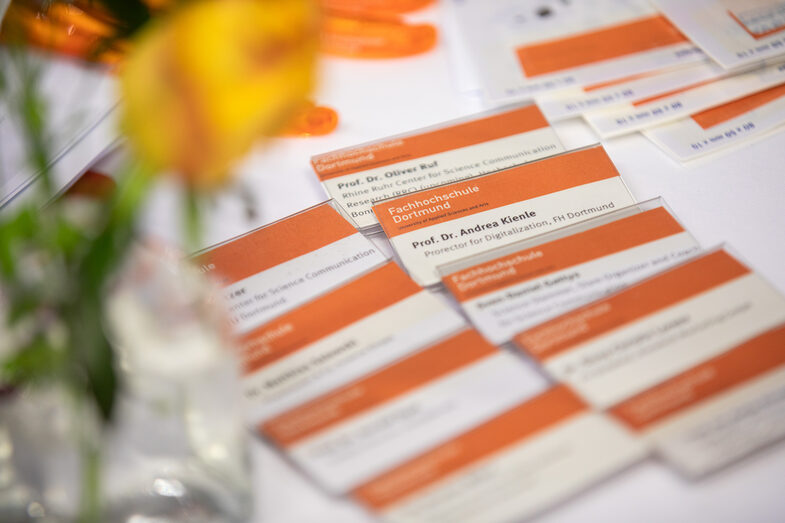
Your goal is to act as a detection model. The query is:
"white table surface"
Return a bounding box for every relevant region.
[123,4,785,522]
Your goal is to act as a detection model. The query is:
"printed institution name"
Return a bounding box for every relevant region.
[386,186,480,223]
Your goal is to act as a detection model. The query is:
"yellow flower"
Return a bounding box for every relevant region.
[120,0,319,188]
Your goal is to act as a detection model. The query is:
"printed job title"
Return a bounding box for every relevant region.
[386,186,480,223]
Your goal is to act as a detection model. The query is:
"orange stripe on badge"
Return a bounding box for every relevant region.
[610,323,785,431]
[582,71,654,92]
[261,329,497,447]
[241,262,419,374]
[691,83,785,129]
[196,203,357,285]
[352,385,586,511]
[514,249,750,362]
[444,206,685,302]
[374,145,620,238]
[516,15,687,78]
[311,105,549,180]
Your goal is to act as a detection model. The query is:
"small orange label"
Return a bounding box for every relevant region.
[691,83,785,129]
[373,146,620,238]
[352,386,586,510]
[611,323,785,431]
[320,11,436,60]
[196,203,357,286]
[444,206,685,302]
[321,0,435,14]
[262,329,497,447]
[280,101,339,137]
[516,15,687,78]
[241,262,419,375]
[312,104,549,180]
[515,250,750,362]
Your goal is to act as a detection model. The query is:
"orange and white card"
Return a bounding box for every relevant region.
[239,261,466,424]
[311,104,564,230]
[610,323,785,478]
[654,0,785,70]
[514,248,785,412]
[194,201,386,333]
[260,329,546,493]
[372,145,635,287]
[352,386,647,523]
[441,199,700,345]
[645,82,785,161]
[535,61,727,121]
[451,0,705,99]
[584,61,785,137]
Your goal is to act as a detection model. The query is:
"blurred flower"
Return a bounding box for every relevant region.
[0,1,125,65]
[120,0,319,188]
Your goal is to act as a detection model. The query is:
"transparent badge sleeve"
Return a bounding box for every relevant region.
[510,243,785,481]
[310,102,564,233]
[238,260,468,427]
[436,197,702,346]
[644,82,785,162]
[535,60,726,122]
[653,0,785,71]
[450,0,705,100]
[371,144,636,288]
[584,61,785,138]
[192,199,388,333]
[351,385,647,523]
[601,243,785,479]
[259,328,545,494]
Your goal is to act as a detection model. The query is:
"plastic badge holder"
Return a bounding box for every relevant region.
[653,0,785,71]
[437,197,702,345]
[448,0,705,100]
[310,102,564,232]
[512,244,785,478]
[370,144,636,288]
[193,200,388,333]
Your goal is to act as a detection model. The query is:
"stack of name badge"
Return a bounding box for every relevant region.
[202,93,785,519]
[194,201,386,333]
[438,198,701,345]
[299,98,785,520]
[311,103,564,231]
[196,198,549,500]
[196,201,475,429]
[447,0,785,161]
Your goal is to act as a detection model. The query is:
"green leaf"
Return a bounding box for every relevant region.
[84,332,117,423]
[54,217,88,256]
[66,292,118,423]
[7,292,40,325]
[2,335,64,384]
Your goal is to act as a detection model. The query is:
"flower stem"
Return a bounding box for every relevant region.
[78,440,102,523]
